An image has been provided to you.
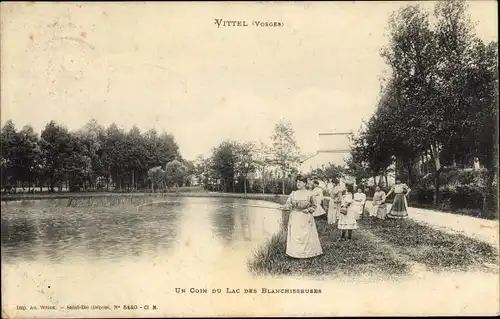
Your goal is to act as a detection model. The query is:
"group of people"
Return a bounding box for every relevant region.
[280,175,411,259]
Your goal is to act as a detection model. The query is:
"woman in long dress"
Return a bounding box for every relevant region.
[282,175,323,258]
[312,180,327,218]
[386,179,411,219]
[327,180,342,224]
[337,184,358,240]
[352,187,366,220]
[326,179,334,194]
[370,185,387,219]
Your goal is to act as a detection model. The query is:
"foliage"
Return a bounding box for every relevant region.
[350,0,498,217]
[165,160,188,188]
[1,119,182,193]
[270,119,301,194]
[209,140,240,192]
[307,163,345,183]
[147,166,166,192]
[198,119,302,195]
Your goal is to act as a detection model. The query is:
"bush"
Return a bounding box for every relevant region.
[449,185,484,210]
[408,185,434,206]
[409,184,485,213]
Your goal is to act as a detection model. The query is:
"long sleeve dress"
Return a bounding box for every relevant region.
[387,184,410,219]
[312,187,327,217]
[352,192,366,220]
[285,190,323,258]
[337,192,358,230]
[327,185,342,224]
[371,190,387,219]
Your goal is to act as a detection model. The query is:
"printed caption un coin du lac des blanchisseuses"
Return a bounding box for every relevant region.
[175,288,323,294]
[214,19,284,28]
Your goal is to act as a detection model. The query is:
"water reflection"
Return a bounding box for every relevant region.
[1,200,184,263]
[1,197,283,270]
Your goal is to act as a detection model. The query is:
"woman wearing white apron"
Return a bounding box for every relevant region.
[337,184,358,240]
[281,175,323,258]
[370,185,387,219]
[312,180,327,218]
[352,187,366,220]
[327,180,342,224]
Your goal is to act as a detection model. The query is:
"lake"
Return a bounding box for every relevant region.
[1,196,285,317]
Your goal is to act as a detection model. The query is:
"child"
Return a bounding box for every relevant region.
[338,184,357,240]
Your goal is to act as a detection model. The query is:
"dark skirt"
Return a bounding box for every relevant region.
[387,194,408,219]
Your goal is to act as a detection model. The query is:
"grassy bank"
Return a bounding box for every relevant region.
[248,212,410,279]
[248,212,498,278]
[359,217,499,271]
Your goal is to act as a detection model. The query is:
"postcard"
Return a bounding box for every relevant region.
[1,1,499,317]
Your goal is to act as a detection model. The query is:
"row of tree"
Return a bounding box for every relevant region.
[193,119,346,195]
[1,116,345,196]
[1,119,192,193]
[347,0,498,215]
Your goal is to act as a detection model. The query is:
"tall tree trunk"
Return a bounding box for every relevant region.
[132,171,135,191]
[244,175,247,194]
[430,144,442,207]
[407,161,412,187]
[261,168,265,194]
[482,166,498,219]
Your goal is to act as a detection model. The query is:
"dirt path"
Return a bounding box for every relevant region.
[360,227,429,275]
[364,202,499,249]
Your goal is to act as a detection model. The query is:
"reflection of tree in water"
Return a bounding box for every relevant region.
[81,202,184,260]
[210,205,235,244]
[1,218,39,261]
[233,209,252,242]
[210,203,256,244]
[2,201,185,263]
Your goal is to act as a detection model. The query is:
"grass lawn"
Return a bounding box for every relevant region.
[247,212,410,278]
[248,211,499,278]
[359,217,499,271]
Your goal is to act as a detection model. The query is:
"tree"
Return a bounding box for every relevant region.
[210,141,239,192]
[253,141,272,194]
[466,40,499,217]
[40,121,73,192]
[16,125,42,191]
[65,133,93,192]
[124,126,147,190]
[381,3,445,204]
[182,160,196,186]
[148,166,166,192]
[1,120,19,192]
[165,160,187,188]
[346,133,373,186]
[78,118,106,190]
[104,123,127,190]
[235,142,256,194]
[270,119,300,194]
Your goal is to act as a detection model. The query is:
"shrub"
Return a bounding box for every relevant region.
[450,185,484,210]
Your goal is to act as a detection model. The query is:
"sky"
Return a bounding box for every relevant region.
[1,1,498,161]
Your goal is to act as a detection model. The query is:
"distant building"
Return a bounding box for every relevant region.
[299,132,353,174]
